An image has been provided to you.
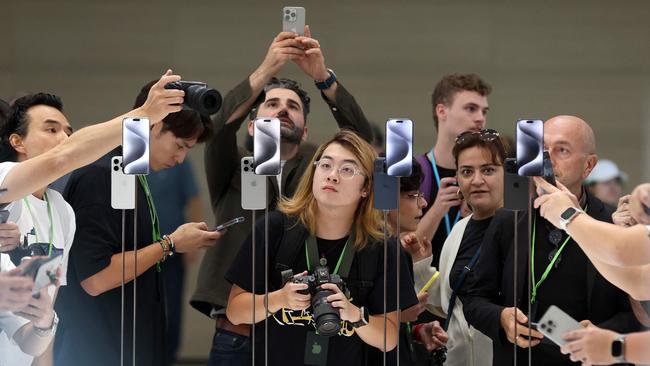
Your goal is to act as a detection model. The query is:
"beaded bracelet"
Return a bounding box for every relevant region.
[163,234,176,255]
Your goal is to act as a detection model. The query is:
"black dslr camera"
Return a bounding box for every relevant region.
[164,81,222,116]
[284,262,348,336]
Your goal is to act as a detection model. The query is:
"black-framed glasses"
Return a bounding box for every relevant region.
[454,128,500,145]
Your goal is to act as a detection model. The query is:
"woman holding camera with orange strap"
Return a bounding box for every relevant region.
[225,130,417,366]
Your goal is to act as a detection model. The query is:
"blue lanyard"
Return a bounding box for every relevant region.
[427,149,461,235]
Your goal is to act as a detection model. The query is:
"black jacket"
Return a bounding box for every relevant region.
[460,191,639,365]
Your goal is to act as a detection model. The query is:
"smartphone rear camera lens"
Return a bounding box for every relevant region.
[540,323,546,329]
[285,9,290,14]
[113,159,119,164]
[244,167,249,172]
[113,166,119,171]
[285,15,291,21]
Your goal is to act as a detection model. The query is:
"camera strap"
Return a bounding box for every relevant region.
[305,233,356,277]
[22,191,54,256]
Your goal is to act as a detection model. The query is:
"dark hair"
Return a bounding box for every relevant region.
[253,77,310,121]
[431,73,492,130]
[0,93,64,162]
[400,158,424,192]
[134,80,213,143]
[452,131,507,168]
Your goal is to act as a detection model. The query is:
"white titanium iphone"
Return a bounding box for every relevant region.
[282,6,305,35]
[537,305,584,346]
[111,156,136,210]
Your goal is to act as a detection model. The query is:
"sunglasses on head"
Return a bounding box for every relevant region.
[455,129,500,145]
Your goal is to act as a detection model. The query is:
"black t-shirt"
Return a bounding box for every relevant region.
[419,157,460,268]
[449,216,493,294]
[225,211,418,366]
[54,150,165,366]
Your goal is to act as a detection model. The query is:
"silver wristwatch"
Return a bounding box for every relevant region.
[33,312,58,337]
[611,334,626,363]
[559,207,583,231]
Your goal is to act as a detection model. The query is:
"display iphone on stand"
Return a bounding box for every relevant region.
[122,117,150,175]
[516,119,544,177]
[386,118,413,177]
[253,117,281,176]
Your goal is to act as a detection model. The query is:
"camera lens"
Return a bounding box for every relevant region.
[285,15,291,21]
[285,9,290,14]
[113,159,119,164]
[113,166,119,171]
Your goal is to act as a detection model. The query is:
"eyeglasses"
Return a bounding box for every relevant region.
[404,192,426,201]
[314,160,365,179]
[455,129,500,145]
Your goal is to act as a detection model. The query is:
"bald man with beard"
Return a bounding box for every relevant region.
[460,116,640,365]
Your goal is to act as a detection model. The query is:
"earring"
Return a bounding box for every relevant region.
[457,187,464,200]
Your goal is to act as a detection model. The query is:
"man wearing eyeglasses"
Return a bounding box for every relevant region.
[191,26,372,366]
[461,116,639,365]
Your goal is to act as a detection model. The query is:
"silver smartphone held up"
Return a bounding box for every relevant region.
[282,6,305,35]
[516,119,544,177]
[214,216,246,232]
[385,118,413,177]
[111,156,136,210]
[537,305,584,346]
[122,117,150,175]
[241,157,267,210]
[253,117,281,176]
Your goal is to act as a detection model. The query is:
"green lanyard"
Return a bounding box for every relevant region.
[530,205,588,304]
[137,176,162,270]
[23,191,54,256]
[305,236,353,275]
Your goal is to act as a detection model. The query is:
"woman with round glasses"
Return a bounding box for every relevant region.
[412,128,506,366]
[225,130,418,366]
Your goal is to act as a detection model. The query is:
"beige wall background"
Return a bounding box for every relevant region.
[2,0,649,360]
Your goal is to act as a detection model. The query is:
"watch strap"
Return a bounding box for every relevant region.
[315,69,337,90]
[350,306,369,328]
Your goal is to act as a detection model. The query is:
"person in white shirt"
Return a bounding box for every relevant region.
[0,70,184,364]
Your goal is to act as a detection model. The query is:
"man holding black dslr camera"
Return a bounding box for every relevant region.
[54,74,223,366]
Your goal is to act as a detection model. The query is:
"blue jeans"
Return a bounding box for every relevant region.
[208,329,252,366]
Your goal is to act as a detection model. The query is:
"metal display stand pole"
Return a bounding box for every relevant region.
[121,209,126,366]
[132,186,138,366]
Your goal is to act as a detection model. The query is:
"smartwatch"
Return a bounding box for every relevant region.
[611,334,626,363]
[559,207,583,231]
[315,69,337,90]
[350,306,370,328]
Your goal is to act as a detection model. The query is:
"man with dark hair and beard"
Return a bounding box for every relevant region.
[191,26,372,366]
